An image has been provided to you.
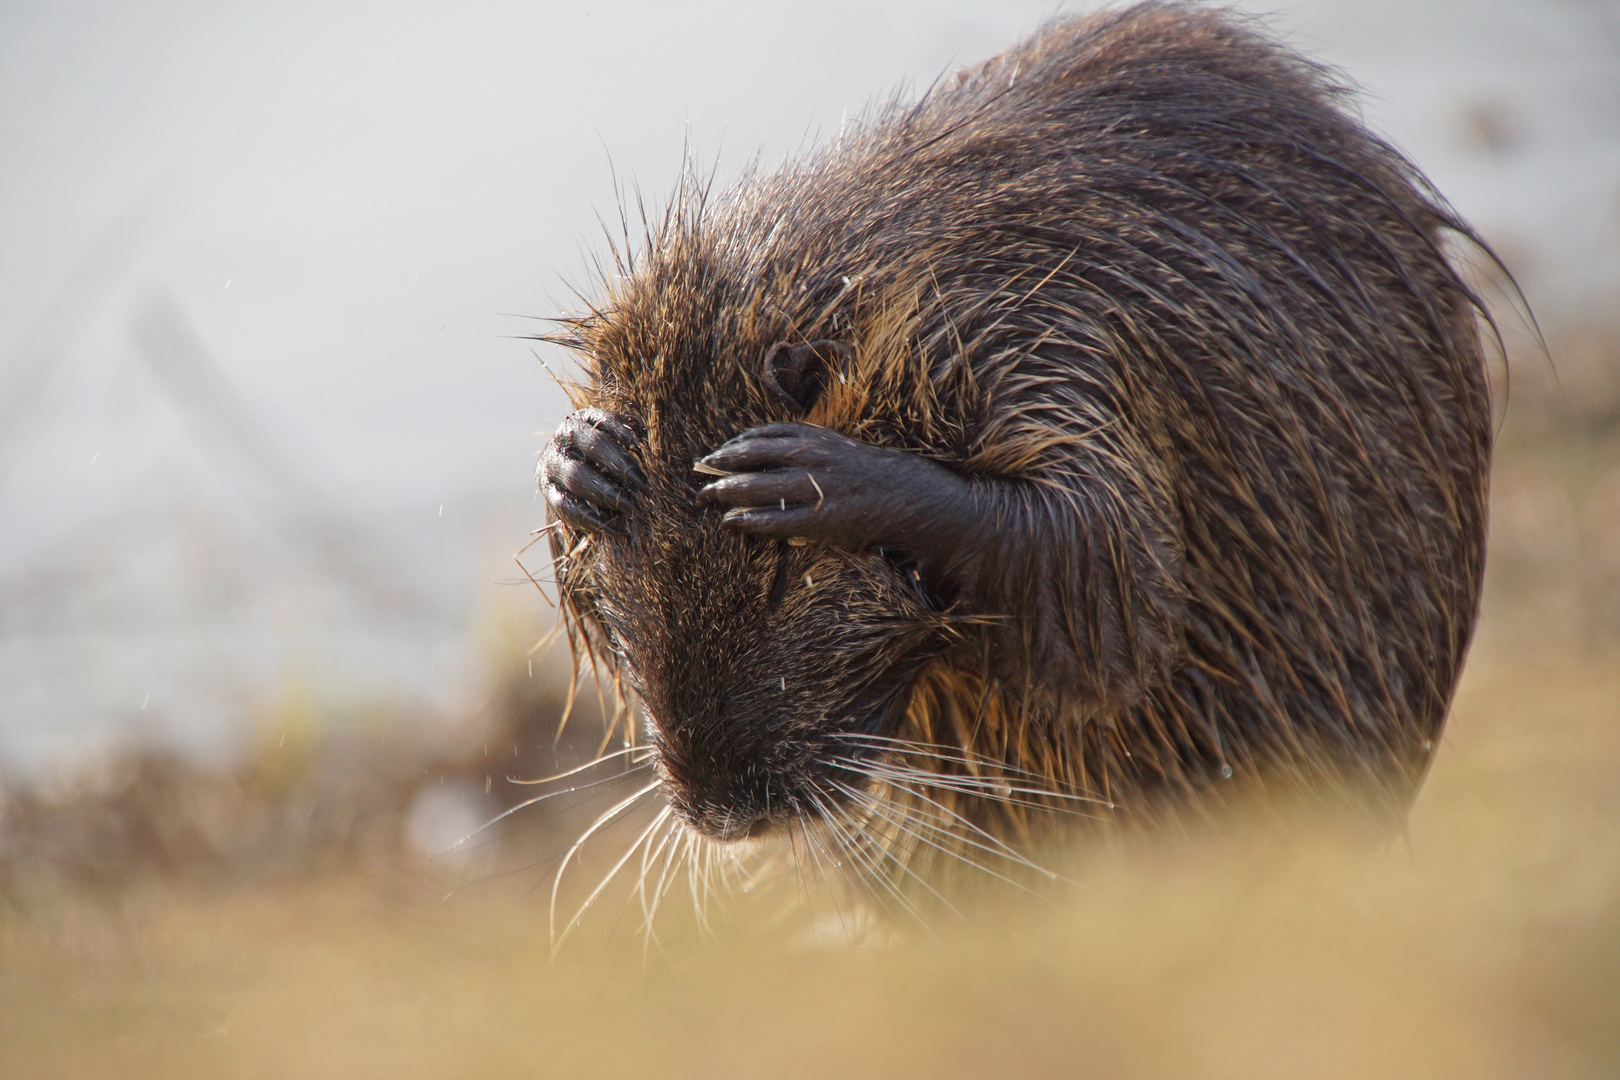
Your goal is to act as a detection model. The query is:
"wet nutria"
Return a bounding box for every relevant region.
[536,2,1495,892]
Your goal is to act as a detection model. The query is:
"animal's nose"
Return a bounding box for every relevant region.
[676,797,767,842]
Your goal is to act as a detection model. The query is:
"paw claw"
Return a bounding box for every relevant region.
[540,409,644,538]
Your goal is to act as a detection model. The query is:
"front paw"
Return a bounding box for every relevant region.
[694,422,914,550]
[540,408,645,538]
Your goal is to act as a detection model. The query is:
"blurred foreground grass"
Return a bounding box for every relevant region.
[2,325,1618,1079]
[3,643,1617,1079]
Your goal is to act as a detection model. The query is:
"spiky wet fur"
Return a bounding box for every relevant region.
[543,3,1495,904]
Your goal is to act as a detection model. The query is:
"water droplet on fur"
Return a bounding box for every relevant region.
[1218,763,1233,780]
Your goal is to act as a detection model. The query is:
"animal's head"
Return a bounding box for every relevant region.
[545,225,957,841]
[566,500,945,840]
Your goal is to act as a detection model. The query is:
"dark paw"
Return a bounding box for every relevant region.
[540,408,645,538]
[694,422,941,552]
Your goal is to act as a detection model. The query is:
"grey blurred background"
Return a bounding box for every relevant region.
[1,0,1616,787]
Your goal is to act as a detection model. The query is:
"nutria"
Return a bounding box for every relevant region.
[535,2,1495,895]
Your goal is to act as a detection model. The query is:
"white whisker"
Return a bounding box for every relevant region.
[447,763,654,854]
[830,760,1067,884]
[836,734,1109,803]
[636,812,681,951]
[830,778,1039,899]
[686,832,710,938]
[800,812,863,944]
[825,781,976,913]
[557,803,672,955]
[808,789,931,930]
[506,745,656,785]
[549,779,663,955]
[644,818,685,944]
[884,778,1065,884]
[836,755,1109,818]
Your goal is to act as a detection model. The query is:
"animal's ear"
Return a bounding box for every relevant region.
[761,340,851,414]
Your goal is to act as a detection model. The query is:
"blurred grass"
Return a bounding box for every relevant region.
[2,324,1618,1079]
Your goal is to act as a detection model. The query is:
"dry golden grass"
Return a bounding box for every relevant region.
[3,638,1616,1079]
[2,325,1617,1079]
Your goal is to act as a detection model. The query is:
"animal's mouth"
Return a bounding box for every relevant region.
[661,751,885,844]
[667,796,772,843]
[653,682,914,842]
[671,800,820,843]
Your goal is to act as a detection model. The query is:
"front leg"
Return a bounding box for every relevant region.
[697,422,1186,711]
[540,408,645,539]
[694,423,991,598]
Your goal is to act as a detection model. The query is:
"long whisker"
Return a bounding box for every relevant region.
[506,745,656,785]
[835,734,1112,804]
[838,755,1109,818]
[825,780,980,921]
[826,791,940,932]
[634,815,670,936]
[549,779,663,955]
[808,789,931,931]
[721,836,753,896]
[801,811,864,943]
[637,813,679,932]
[785,812,818,926]
[833,732,1071,783]
[836,730,1061,763]
[867,763,1111,808]
[440,845,577,900]
[830,778,1040,899]
[639,816,685,952]
[445,763,655,854]
[830,760,1067,884]
[686,831,713,939]
[699,839,720,935]
[699,832,720,938]
[556,803,673,954]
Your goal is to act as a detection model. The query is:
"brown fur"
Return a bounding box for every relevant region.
[542,3,1495,891]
